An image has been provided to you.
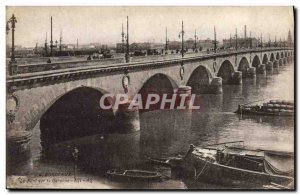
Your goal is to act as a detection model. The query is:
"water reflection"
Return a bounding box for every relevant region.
[140,109,192,158]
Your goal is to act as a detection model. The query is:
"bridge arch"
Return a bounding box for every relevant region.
[237,57,250,78]
[276,52,280,60]
[217,60,235,84]
[137,73,178,111]
[270,53,275,62]
[187,65,213,94]
[262,54,268,64]
[252,55,261,67]
[40,86,114,149]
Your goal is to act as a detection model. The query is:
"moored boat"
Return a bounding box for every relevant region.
[146,157,172,167]
[146,156,184,167]
[235,100,294,117]
[183,142,294,187]
[106,169,163,182]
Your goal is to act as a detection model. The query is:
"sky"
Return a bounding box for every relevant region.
[6,6,294,47]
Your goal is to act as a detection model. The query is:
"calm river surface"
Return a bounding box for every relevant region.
[8,63,294,189]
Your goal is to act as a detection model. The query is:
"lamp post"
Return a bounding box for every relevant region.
[50,16,54,56]
[178,21,185,58]
[249,31,252,49]
[214,26,217,53]
[261,33,263,49]
[44,32,48,56]
[59,31,62,53]
[125,16,130,63]
[235,28,238,51]
[121,23,125,53]
[194,29,198,52]
[6,14,17,75]
[165,27,169,54]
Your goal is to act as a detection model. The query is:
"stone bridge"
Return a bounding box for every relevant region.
[6,47,294,154]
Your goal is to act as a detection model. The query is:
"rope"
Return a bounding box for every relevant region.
[194,160,208,181]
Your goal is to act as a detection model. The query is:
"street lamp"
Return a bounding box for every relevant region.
[214,26,217,53]
[178,21,185,58]
[125,16,130,63]
[165,27,169,54]
[6,14,17,75]
[261,33,263,49]
[121,23,125,53]
[194,29,198,52]
[235,28,238,51]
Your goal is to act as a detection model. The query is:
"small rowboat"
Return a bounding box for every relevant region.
[106,169,162,182]
[146,157,171,167]
[146,156,184,167]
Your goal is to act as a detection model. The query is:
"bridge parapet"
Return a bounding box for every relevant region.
[9,47,293,75]
[16,57,125,74]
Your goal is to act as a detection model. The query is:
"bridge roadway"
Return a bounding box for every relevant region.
[6,47,294,160]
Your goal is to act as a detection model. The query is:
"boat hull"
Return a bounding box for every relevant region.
[106,170,162,182]
[235,108,294,117]
[184,156,294,187]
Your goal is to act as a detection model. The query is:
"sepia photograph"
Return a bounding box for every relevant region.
[5,6,295,190]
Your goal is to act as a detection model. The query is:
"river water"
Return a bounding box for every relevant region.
[7,63,294,189]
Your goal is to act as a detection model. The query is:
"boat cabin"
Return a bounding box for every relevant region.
[216,147,265,172]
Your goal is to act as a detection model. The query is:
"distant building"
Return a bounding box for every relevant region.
[128,42,153,52]
[168,41,181,50]
[116,43,124,53]
[66,44,76,49]
[223,37,259,49]
[167,38,219,51]
[287,29,293,47]
[198,38,219,50]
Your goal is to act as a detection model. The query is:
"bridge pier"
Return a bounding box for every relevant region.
[283,57,287,65]
[231,71,242,85]
[279,59,283,66]
[210,77,222,94]
[7,128,32,163]
[256,64,266,75]
[266,62,273,71]
[247,67,256,78]
[114,100,140,133]
[273,60,279,69]
[176,86,192,109]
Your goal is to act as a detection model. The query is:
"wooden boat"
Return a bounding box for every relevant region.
[235,100,294,117]
[146,157,172,167]
[263,182,293,190]
[146,156,184,167]
[183,142,294,187]
[106,169,162,181]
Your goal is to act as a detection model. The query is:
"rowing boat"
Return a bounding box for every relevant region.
[106,169,163,182]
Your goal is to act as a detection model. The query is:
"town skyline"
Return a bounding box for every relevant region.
[6,6,294,48]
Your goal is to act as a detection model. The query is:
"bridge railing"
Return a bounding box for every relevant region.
[7,47,293,83]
